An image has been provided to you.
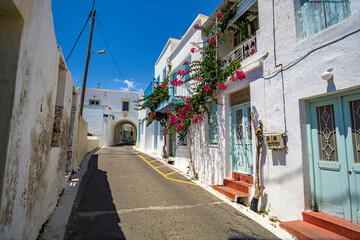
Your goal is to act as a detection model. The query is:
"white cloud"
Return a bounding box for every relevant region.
[124,79,135,89]
[118,87,130,92]
[113,78,121,82]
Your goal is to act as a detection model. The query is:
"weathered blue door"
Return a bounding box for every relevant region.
[343,94,360,224]
[231,103,253,175]
[308,92,360,223]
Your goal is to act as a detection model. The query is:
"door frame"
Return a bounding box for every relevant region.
[231,102,253,175]
[306,88,360,222]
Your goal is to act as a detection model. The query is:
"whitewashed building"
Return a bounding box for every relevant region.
[137,14,208,167]
[80,88,140,146]
[138,0,360,227]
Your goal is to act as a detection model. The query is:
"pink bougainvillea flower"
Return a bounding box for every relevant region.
[229,76,234,81]
[249,51,254,55]
[218,103,224,106]
[235,71,246,81]
[230,61,233,64]
[177,123,184,131]
[209,39,216,45]
[150,113,156,118]
[150,100,153,103]
[194,24,201,29]
[203,85,211,92]
[218,84,227,90]
[183,61,189,65]
[216,13,224,19]
[175,80,183,87]
[163,130,168,135]
[192,115,205,124]
[196,78,203,82]
[190,48,195,53]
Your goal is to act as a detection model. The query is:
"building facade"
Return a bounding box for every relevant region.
[80,88,140,147]
[138,0,360,225]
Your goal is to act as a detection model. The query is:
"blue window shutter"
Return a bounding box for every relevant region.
[160,124,164,140]
[163,67,166,81]
[209,103,218,144]
[302,0,350,38]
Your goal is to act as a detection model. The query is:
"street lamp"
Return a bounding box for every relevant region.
[91,50,105,54]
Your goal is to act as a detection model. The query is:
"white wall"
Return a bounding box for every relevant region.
[80,88,140,147]
[0,1,80,238]
[252,0,360,222]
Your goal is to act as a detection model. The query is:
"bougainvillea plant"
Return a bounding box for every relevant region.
[135,66,173,157]
[162,2,247,177]
[137,1,248,177]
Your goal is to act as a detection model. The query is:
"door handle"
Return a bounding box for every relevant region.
[349,170,352,175]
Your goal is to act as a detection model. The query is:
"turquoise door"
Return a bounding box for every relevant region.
[343,94,360,224]
[154,121,158,150]
[308,92,360,223]
[231,103,253,175]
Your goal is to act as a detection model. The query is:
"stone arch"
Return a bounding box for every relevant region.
[112,118,138,145]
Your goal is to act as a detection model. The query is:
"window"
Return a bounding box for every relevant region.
[89,99,100,105]
[301,0,350,38]
[160,124,164,140]
[122,101,129,112]
[163,67,167,81]
[171,73,177,97]
[209,102,218,144]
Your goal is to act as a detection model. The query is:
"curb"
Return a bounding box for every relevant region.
[39,148,100,240]
[133,146,294,240]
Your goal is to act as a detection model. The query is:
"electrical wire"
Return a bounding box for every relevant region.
[95,18,156,59]
[91,0,96,12]
[95,14,141,102]
[65,12,91,62]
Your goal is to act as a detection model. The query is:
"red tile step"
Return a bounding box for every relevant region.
[302,212,360,240]
[223,179,252,194]
[280,220,349,240]
[212,185,248,201]
[232,172,253,184]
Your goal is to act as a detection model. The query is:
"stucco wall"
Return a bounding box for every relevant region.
[80,89,140,147]
[76,116,89,166]
[0,1,81,238]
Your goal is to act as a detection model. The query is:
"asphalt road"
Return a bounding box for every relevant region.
[64,145,278,240]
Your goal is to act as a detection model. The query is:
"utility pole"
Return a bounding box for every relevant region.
[80,10,96,116]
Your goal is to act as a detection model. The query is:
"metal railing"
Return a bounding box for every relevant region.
[224,35,257,65]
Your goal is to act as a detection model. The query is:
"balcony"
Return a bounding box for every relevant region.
[144,81,158,103]
[224,35,257,65]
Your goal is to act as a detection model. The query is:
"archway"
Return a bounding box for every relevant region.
[111,118,137,145]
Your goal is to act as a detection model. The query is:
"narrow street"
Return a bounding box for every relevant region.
[64,145,278,240]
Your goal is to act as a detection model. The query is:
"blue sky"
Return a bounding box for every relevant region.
[51,0,221,93]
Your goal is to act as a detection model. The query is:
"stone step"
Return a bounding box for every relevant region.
[223,179,252,194]
[232,172,253,185]
[280,220,350,240]
[212,185,248,201]
[302,211,360,240]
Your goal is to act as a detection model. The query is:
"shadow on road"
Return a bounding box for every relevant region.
[64,154,126,240]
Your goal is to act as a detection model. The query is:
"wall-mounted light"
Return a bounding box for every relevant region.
[321,68,333,81]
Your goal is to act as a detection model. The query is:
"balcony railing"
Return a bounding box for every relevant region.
[224,35,257,65]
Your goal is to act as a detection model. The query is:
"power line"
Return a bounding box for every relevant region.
[66,12,91,62]
[95,14,140,102]
[95,18,156,59]
[91,0,96,12]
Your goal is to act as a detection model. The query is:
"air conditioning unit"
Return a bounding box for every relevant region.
[264,132,286,150]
